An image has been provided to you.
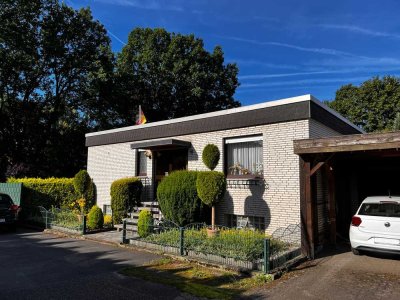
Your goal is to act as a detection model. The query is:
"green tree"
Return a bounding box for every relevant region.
[328,76,400,132]
[114,28,240,123]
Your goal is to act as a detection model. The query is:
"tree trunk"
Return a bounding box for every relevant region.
[211,205,215,230]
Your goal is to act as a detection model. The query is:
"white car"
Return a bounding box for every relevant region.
[349,196,400,255]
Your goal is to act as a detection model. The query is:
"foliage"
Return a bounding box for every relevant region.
[110,177,143,224]
[115,27,240,124]
[73,170,95,208]
[157,171,205,226]
[7,177,78,208]
[137,210,154,238]
[144,228,288,261]
[50,207,81,230]
[0,0,113,179]
[87,205,104,230]
[202,144,220,170]
[103,214,112,228]
[196,171,226,207]
[329,76,400,132]
[393,113,400,131]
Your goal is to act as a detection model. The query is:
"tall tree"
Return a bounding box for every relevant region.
[115,28,240,124]
[329,76,400,132]
[0,0,113,178]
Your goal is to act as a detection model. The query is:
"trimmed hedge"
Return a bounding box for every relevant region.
[202,144,220,170]
[137,210,153,238]
[196,171,226,207]
[73,170,95,210]
[110,177,143,224]
[157,170,205,226]
[87,205,104,230]
[7,177,79,209]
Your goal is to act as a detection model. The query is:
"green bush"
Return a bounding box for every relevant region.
[137,210,153,237]
[202,144,220,170]
[110,177,143,224]
[196,171,226,207]
[87,205,104,230]
[7,177,78,209]
[157,170,205,226]
[73,170,95,209]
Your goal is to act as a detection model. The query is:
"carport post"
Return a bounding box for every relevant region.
[122,220,127,244]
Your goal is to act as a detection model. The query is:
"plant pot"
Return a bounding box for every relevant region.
[207,228,219,238]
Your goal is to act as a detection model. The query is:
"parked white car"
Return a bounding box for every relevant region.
[349,196,400,255]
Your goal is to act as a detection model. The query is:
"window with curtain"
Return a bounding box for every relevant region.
[137,150,147,176]
[225,136,263,177]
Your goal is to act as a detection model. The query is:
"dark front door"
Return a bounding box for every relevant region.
[153,148,188,196]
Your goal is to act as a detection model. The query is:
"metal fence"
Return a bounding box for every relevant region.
[122,220,302,273]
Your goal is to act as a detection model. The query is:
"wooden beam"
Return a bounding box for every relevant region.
[300,158,314,259]
[310,154,335,176]
[327,164,336,245]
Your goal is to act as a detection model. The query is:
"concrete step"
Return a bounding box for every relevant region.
[130,212,160,219]
[140,201,159,207]
[138,207,159,212]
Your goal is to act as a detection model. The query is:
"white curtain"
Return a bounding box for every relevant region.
[227,141,263,174]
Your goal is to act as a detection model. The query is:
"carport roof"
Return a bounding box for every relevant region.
[294,131,400,154]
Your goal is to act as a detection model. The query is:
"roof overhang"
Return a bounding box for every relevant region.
[130,138,192,150]
[294,131,400,155]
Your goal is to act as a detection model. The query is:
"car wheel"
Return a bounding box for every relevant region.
[351,247,360,255]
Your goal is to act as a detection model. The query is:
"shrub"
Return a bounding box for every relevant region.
[137,210,153,237]
[7,177,78,209]
[73,170,95,211]
[157,170,205,226]
[110,177,143,224]
[104,214,112,228]
[196,171,226,229]
[87,205,104,230]
[202,144,220,170]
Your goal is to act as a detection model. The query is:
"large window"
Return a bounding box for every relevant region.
[137,150,147,176]
[225,135,263,177]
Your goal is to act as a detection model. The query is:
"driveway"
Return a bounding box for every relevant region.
[247,245,400,299]
[0,229,194,300]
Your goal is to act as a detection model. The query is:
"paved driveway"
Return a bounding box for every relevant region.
[247,245,400,300]
[0,229,192,300]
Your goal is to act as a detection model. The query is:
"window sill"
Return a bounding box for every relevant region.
[226,175,263,180]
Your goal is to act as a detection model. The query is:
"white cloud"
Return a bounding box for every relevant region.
[95,0,183,11]
[321,24,400,39]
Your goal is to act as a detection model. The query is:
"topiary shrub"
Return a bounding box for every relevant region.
[73,170,95,211]
[202,144,220,170]
[196,171,226,229]
[157,170,205,226]
[138,209,153,237]
[110,177,143,224]
[87,205,104,230]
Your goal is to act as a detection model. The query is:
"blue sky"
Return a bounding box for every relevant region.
[69,0,400,105]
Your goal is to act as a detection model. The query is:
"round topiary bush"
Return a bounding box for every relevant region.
[73,170,95,211]
[196,171,226,229]
[202,144,220,170]
[137,209,153,237]
[87,205,104,230]
[110,177,143,224]
[157,170,205,226]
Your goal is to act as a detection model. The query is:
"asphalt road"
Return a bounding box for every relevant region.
[0,228,194,300]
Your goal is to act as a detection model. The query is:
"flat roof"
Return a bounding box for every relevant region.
[86,94,363,147]
[294,131,400,154]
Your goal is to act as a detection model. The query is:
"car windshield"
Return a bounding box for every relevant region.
[0,194,12,208]
[359,202,400,218]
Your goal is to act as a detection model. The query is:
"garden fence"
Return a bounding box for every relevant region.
[122,220,302,273]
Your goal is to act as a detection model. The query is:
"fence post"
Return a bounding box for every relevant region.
[264,238,270,274]
[82,215,86,235]
[179,227,184,256]
[121,219,127,244]
[45,210,48,229]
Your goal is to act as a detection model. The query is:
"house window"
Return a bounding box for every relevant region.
[137,150,147,176]
[225,135,263,177]
[225,214,265,230]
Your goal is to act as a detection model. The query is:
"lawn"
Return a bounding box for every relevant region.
[120,258,273,300]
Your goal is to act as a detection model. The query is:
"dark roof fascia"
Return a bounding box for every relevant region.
[130,139,191,149]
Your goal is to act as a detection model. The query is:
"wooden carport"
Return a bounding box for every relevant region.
[294,131,400,258]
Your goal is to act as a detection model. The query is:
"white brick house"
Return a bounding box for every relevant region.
[85,94,362,233]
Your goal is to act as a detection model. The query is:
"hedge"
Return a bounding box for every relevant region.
[157,170,206,226]
[202,144,220,170]
[137,210,153,238]
[110,177,143,224]
[7,177,79,209]
[87,205,104,230]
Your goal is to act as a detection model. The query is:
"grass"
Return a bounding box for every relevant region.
[119,258,273,300]
[143,228,289,261]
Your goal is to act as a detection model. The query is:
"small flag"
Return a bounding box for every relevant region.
[136,105,147,125]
